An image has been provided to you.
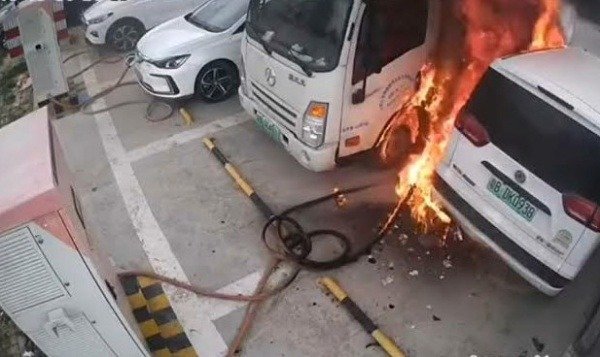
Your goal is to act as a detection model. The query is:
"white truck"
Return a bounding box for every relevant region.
[238,0,439,171]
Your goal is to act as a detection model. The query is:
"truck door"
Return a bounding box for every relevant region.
[339,0,428,158]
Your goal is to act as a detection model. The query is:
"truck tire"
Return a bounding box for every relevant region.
[374,125,413,168]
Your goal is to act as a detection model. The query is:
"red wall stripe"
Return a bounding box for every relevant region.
[53,10,66,22]
[5,27,20,40]
[57,28,69,41]
[9,46,24,58]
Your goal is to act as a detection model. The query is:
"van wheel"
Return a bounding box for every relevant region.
[374,125,413,168]
[195,61,240,103]
[107,19,145,52]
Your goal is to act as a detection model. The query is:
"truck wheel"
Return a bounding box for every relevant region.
[107,19,145,52]
[195,61,240,103]
[375,125,413,168]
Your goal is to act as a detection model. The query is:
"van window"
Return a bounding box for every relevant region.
[468,69,600,204]
[353,0,428,84]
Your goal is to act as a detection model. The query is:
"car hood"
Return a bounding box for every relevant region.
[84,0,130,20]
[137,16,218,60]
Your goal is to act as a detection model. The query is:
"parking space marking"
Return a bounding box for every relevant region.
[80,54,237,356]
[205,271,262,321]
[126,112,250,163]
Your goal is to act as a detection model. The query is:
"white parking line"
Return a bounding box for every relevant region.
[126,112,249,163]
[206,271,262,321]
[79,54,258,356]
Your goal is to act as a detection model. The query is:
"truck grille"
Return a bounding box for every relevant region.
[251,82,298,128]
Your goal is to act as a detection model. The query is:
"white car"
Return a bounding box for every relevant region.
[133,0,249,102]
[434,47,600,296]
[82,0,206,52]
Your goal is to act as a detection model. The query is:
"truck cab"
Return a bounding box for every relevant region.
[239,0,439,171]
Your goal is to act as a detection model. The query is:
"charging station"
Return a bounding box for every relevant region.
[2,0,69,105]
[0,107,149,356]
[17,1,69,106]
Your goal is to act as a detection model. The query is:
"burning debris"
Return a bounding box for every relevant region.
[380,0,566,234]
[332,187,348,208]
[381,276,394,286]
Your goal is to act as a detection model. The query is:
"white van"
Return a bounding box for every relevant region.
[238,0,439,172]
[434,48,600,296]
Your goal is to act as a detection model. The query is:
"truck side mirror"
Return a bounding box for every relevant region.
[352,88,365,104]
[352,55,379,105]
[366,56,383,75]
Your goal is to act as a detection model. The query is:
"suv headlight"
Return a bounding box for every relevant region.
[87,12,113,25]
[302,101,328,148]
[151,55,190,69]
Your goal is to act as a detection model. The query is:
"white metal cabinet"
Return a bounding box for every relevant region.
[0,108,148,357]
[17,1,68,105]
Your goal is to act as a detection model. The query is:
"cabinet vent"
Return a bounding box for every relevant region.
[32,314,116,356]
[0,228,66,313]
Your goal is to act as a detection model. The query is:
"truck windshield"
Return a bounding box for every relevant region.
[188,0,249,33]
[468,69,600,204]
[247,0,353,73]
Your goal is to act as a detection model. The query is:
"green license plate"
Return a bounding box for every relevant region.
[487,177,537,222]
[255,115,282,143]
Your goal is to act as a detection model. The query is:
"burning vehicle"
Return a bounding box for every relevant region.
[239,0,441,172]
[435,48,600,295]
[239,0,585,295]
[378,0,596,295]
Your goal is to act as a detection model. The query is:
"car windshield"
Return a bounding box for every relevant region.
[467,69,600,204]
[247,0,353,73]
[188,0,250,33]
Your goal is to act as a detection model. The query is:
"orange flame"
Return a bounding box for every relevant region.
[382,0,566,233]
[530,0,567,50]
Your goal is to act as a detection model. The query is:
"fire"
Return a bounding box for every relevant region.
[531,0,567,50]
[382,0,566,233]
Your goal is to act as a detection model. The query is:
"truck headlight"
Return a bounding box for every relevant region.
[151,55,190,69]
[87,12,113,25]
[302,102,328,148]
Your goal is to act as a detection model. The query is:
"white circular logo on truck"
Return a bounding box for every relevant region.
[265,67,276,87]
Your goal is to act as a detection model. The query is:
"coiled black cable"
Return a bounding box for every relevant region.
[261,185,387,270]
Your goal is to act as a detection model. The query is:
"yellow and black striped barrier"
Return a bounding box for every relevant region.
[179,108,194,126]
[120,276,197,357]
[319,277,406,357]
[203,137,275,219]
